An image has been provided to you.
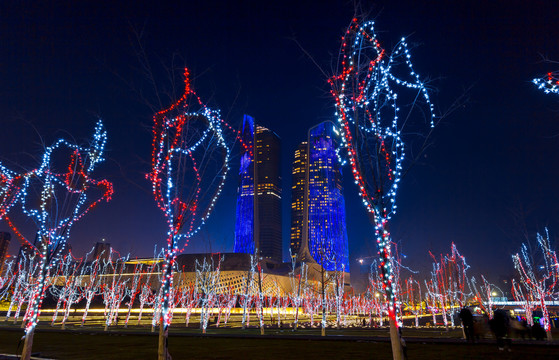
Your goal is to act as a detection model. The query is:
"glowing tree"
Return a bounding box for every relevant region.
[148,68,230,359]
[404,276,422,328]
[0,258,15,300]
[123,261,146,328]
[470,275,500,319]
[427,244,471,327]
[195,256,222,333]
[49,252,84,329]
[329,18,435,359]
[288,251,308,330]
[101,252,129,331]
[368,260,387,327]
[512,229,559,340]
[4,252,38,323]
[511,279,535,327]
[80,250,105,326]
[533,71,559,95]
[1,121,113,360]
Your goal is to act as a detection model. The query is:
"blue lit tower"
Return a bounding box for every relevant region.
[234,116,282,262]
[234,115,255,254]
[307,121,349,271]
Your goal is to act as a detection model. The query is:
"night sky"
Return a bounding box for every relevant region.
[1,1,559,286]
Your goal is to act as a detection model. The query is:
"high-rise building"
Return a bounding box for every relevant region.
[0,232,11,273]
[234,115,282,262]
[290,142,307,259]
[255,125,282,262]
[92,240,111,262]
[234,115,255,255]
[290,121,349,271]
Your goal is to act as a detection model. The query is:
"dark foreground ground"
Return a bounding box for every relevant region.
[0,326,558,360]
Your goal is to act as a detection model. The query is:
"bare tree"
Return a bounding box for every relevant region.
[1,121,113,360]
[148,69,230,359]
[329,17,436,360]
[512,229,558,340]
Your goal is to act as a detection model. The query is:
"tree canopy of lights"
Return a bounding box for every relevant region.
[1,120,113,360]
[148,68,230,360]
[533,71,559,95]
[329,17,435,359]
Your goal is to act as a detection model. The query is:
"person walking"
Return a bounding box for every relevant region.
[490,309,511,351]
[459,307,475,343]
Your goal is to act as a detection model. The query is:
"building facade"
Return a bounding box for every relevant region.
[289,142,308,259]
[290,121,349,271]
[92,241,111,262]
[234,115,255,255]
[307,121,349,271]
[234,115,282,262]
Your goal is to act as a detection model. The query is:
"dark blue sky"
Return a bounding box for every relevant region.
[1,1,559,284]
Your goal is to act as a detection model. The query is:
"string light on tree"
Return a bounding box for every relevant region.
[533,71,559,95]
[148,68,230,360]
[0,121,113,360]
[329,17,435,340]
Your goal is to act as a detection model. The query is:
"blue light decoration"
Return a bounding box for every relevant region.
[329,18,435,325]
[234,115,255,254]
[0,120,114,356]
[307,121,349,271]
[148,68,230,358]
[533,71,559,95]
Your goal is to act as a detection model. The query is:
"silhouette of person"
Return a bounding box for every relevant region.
[459,307,474,343]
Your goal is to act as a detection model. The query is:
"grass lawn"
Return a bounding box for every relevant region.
[0,327,558,359]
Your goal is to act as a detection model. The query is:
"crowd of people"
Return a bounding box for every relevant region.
[459,307,550,350]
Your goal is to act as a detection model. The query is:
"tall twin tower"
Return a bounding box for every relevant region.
[233,116,349,271]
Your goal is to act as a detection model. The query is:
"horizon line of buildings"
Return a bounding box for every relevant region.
[233,115,349,272]
[0,115,351,275]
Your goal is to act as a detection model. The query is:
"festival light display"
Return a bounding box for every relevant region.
[1,120,113,360]
[424,244,472,328]
[512,229,559,339]
[533,71,559,95]
[234,115,255,254]
[470,275,500,319]
[328,17,435,336]
[288,250,308,330]
[511,279,535,327]
[148,68,230,359]
[404,276,422,328]
[195,256,222,333]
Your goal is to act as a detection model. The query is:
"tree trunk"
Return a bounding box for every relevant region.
[389,317,404,360]
[158,244,175,360]
[158,319,169,360]
[21,327,35,360]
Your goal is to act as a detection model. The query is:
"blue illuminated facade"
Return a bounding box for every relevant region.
[234,115,255,254]
[307,121,349,271]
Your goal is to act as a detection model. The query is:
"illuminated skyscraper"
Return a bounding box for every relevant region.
[234,115,255,255]
[234,115,282,262]
[290,121,349,271]
[256,125,282,261]
[290,142,307,259]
